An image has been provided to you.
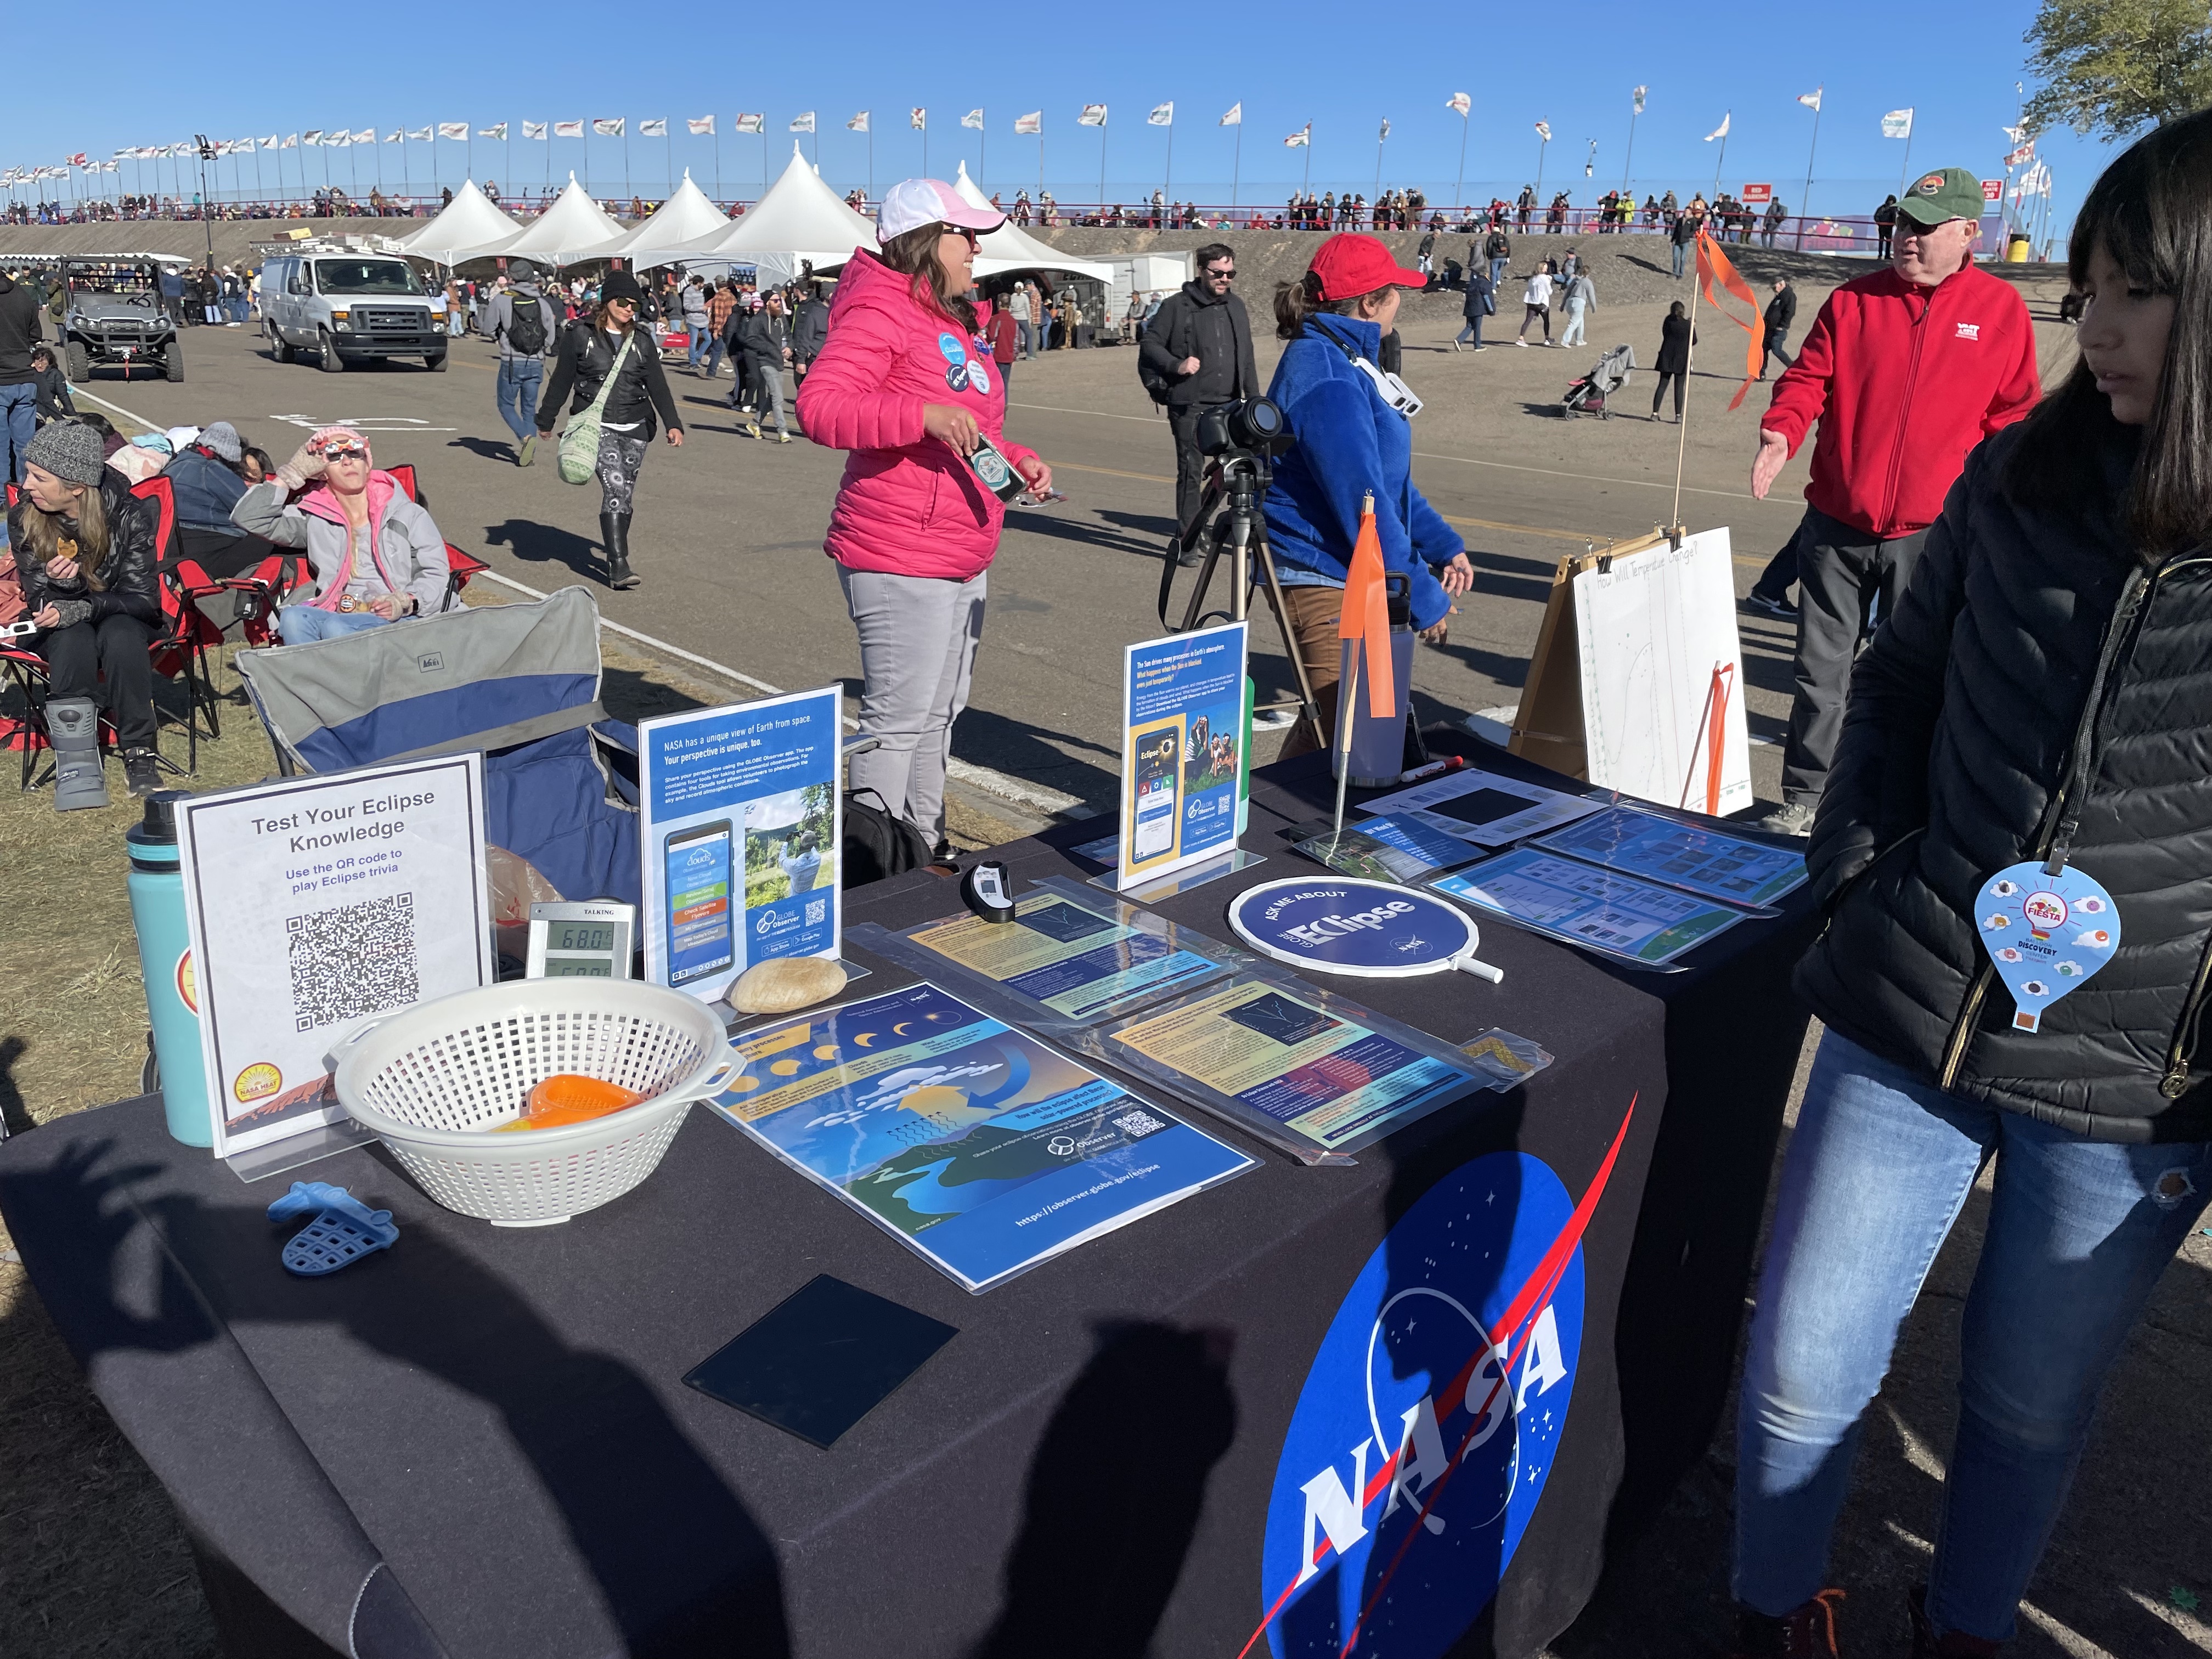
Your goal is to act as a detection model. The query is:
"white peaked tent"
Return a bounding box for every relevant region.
[676,143,876,284]
[582,171,731,268]
[397,179,523,264]
[496,174,629,266]
[953,163,1114,282]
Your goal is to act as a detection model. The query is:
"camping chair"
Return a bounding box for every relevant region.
[235,585,642,911]
[383,463,489,608]
[1,475,218,783]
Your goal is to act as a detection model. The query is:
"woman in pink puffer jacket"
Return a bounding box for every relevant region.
[798,178,1052,853]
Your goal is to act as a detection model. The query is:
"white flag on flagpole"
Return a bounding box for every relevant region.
[438,122,468,140]
[1881,108,1914,139]
[962,109,985,129]
[523,121,548,140]
[553,120,585,139]
[281,134,299,149]
[302,129,324,146]
[1014,111,1041,134]
[1536,120,1553,142]
[1149,103,1173,126]
[1633,85,1648,115]
[1284,124,1311,148]
[409,126,433,142]
[911,108,927,130]
[2001,123,2025,143]
[790,111,815,133]
[734,113,764,134]
[1221,103,1243,126]
[1078,104,1108,127]
[1705,113,1730,142]
[1378,118,1391,141]
[479,124,506,140]
[261,134,280,149]
[639,119,667,137]
[1447,93,1470,117]
[1798,90,1822,111]
[847,111,870,132]
[688,116,715,135]
[329,131,352,148]
[385,131,402,144]
[592,117,624,137]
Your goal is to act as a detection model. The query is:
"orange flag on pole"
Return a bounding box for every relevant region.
[1694,227,1768,410]
[1338,492,1395,719]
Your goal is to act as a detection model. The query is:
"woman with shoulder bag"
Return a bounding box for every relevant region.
[535,269,684,591]
[1726,114,2212,1659]
[796,178,1052,857]
[1261,233,1472,758]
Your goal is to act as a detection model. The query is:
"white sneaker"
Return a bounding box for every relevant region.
[1516,340,1528,348]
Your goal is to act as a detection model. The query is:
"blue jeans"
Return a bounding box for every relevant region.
[1735,1031,2211,1643]
[0,382,35,483]
[279,605,394,644]
[1671,240,1689,278]
[1454,315,1485,346]
[495,358,543,444]
[1487,256,1507,287]
[702,334,729,379]
[685,320,709,368]
[1018,319,1034,358]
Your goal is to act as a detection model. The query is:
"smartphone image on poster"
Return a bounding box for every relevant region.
[1131,725,1182,863]
[665,820,735,986]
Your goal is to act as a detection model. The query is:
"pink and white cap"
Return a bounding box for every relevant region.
[877,178,1005,242]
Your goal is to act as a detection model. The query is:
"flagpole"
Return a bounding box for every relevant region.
[664,128,671,197]
[1622,108,1638,192]
[1455,111,1469,213]
[1711,131,1727,202]
[868,127,874,204]
[1797,91,1821,251]
[1164,117,1173,204]
[624,129,631,202]
[1098,116,1107,215]
[1374,127,1384,200]
[1534,132,1547,207]
[715,124,723,207]
[1898,127,1913,198]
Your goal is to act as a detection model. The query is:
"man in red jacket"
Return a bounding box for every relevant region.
[1749,166,2039,836]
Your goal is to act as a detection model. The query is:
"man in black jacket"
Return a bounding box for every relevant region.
[1137,244,1258,542]
[733,291,794,442]
[0,267,44,483]
[1758,278,1798,379]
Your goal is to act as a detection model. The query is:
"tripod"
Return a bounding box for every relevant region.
[1155,448,1326,751]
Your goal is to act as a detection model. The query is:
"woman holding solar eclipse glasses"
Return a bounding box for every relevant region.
[1262,232,1474,758]
[231,425,452,644]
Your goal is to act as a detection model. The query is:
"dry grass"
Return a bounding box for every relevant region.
[0,606,1024,1657]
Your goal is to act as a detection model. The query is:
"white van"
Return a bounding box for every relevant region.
[262,253,449,374]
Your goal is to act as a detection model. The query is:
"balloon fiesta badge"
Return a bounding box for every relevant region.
[1974,862,2121,1033]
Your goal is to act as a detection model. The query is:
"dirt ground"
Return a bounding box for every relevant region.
[0,255,2204,1658]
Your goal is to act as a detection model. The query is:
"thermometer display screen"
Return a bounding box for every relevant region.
[543,956,615,978]
[553,923,616,952]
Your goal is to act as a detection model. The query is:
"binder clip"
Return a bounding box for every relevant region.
[267,1181,398,1277]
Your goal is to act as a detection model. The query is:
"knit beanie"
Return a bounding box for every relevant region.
[23,420,108,487]
[199,421,244,463]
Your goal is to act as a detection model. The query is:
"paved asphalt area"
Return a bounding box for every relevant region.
[64,287,2212,1659]
[70,292,1916,821]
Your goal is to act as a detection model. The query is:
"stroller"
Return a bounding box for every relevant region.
[1563,344,1637,418]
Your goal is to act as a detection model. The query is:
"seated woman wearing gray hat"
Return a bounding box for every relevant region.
[8,420,163,805]
[230,425,451,644]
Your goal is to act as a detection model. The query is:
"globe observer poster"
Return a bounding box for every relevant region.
[1252,1105,1635,1659]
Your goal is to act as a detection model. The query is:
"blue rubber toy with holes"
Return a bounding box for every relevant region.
[267,1182,398,1276]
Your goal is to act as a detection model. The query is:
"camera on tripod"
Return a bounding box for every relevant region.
[1193,396,1293,465]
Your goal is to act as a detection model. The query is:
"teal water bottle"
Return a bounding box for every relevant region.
[126,791,212,1148]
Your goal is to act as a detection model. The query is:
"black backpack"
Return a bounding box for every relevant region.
[842,788,935,887]
[1136,292,1187,405]
[505,294,547,356]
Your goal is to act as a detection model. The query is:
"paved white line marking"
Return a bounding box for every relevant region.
[476,571,1088,817]
[86,379,1093,822]
[66,385,164,433]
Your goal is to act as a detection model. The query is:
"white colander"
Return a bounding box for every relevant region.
[327,979,736,1227]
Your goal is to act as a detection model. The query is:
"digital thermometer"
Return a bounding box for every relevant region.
[526,901,637,980]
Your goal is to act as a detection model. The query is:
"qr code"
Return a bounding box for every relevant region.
[288,893,420,1032]
[806,897,827,926]
[1111,1108,1168,1139]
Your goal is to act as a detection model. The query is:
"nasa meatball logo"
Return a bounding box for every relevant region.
[1254,1118,1632,1659]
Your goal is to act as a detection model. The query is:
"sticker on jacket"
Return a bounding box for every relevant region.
[938,331,967,365]
[1975,863,2121,1034]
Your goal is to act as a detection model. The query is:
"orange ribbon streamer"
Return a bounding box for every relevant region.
[1694,227,1768,411]
[1337,492,1396,719]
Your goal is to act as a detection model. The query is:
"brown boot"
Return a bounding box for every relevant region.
[1729,1589,1846,1657]
[1908,1587,2001,1657]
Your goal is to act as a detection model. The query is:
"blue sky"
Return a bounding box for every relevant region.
[3,0,2114,244]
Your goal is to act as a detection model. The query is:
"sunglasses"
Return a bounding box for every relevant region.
[943,225,981,247]
[1205,266,1237,279]
[320,444,369,461]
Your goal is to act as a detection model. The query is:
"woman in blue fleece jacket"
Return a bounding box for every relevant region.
[1263,234,1472,757]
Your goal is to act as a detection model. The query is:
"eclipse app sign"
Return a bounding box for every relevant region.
[1259,1151,1584,1658]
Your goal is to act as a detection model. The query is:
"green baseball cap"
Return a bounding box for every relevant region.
[1895,167,1985,227]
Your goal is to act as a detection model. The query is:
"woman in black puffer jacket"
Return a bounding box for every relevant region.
[1728,115,2212,1659]
[536,270,684,592]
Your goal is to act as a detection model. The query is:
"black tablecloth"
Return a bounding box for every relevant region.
[0,746,1815,1659]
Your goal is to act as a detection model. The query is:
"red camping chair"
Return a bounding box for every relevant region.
[2,475,216,783]
[383,464,488,605]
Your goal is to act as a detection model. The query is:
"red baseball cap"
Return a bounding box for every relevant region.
[1307,233,1427,301]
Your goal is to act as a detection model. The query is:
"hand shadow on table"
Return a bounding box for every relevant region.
[969,1320,1238,1659]
[0,1139,791,1659]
